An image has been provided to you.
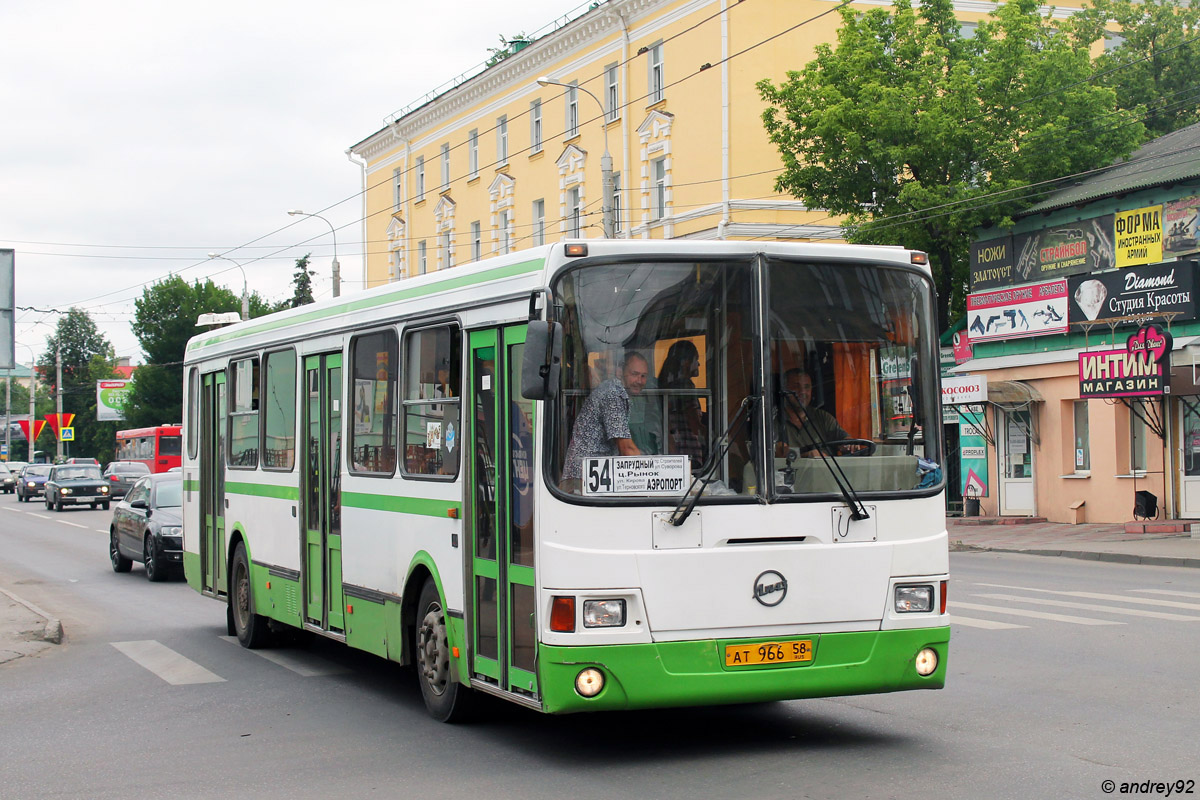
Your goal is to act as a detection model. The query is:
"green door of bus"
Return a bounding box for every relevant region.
[303,353,345,633]
[467,325,538,697]
[199,371,227,597]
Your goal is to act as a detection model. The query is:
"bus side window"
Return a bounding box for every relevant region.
[402,325,462,478]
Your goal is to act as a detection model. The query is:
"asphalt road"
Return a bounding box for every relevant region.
[1,500,1197,800]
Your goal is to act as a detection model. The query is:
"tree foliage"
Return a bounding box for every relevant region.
[1065,0,1200,138]
[37,308,117,460]
[124,275,273,429]
[287,253,316,308]
[757,0,1145,330]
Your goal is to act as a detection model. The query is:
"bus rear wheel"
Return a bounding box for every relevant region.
[230,542,271,649]
[415,578,473,722]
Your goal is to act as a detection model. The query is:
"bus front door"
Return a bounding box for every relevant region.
[467,325,538,699]
[199,372,227,597]
[302,353,345,633]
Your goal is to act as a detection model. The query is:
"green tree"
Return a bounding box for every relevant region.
[486,32,531,66]
[1065,0,1200,138]
[757,0,1144,330]
[124,275,273,429]
[37,308,116,460]
[287,253,316,308]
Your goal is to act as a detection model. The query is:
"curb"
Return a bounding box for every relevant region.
[950,542,1200,569]
[0,586,64,645]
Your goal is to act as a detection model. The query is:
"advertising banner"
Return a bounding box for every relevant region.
[96,379,132,422]
[1078,323,1173,398]
[1114,205,1163,267]
[969,236,1015,291]
[958,403,988,498]
[1012,216,1116,284]
[951,329,973,364]
[967,279,1069,342]
[942,374,988,405]
[1068,260,1197,323]
[1164,196,1200,258]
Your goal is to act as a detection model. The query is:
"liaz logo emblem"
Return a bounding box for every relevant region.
[753,570,788,607]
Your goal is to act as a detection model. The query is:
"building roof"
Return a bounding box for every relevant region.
[1021,122,1200,216]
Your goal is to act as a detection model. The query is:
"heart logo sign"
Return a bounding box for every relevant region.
[1126,323,1173,365]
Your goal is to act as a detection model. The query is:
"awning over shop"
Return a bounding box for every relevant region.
[988,380,1043,405]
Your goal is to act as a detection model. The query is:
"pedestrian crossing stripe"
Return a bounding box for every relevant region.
[952,601,1123,625]
[217,635,350,676]
[977,583,1200,611]
[951,616,1027,630]
[1132,589,1200,600]
[972,592,1200,622]
[111,640,225,685]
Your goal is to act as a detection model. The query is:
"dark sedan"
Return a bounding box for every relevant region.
[16,465,52,502]
[102,461,151,499]
[44,464,111,511]
[0,463,15,494]
[109,473,182,582]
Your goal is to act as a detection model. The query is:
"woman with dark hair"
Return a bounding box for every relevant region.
[658,340,706,467]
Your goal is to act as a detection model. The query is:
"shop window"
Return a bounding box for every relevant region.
[403,325,462,478]
[1073,400,1090,472]
[1130,408,1147,474]
[350,329,398,475]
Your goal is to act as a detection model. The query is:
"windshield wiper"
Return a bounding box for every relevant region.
[780,391,870,521]
[668,394,757,527]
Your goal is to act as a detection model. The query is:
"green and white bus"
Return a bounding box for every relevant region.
[181,240,949,721]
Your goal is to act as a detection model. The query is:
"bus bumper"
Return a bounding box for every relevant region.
[538,626,949,714]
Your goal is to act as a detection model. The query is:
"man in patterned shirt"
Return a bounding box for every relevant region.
[562,351,649,485]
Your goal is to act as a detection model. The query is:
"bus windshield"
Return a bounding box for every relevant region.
[549,256,942,501]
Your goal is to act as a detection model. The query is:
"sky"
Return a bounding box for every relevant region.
[0,0,582,366]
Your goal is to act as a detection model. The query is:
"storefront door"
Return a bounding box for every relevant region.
[998,407,1035,516]
[1177,398,1200,518]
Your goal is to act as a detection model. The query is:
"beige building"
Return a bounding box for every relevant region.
[349,0,1085,287]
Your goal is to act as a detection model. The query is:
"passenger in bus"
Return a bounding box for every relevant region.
[779,368,849,456]
[658,340,707,468]
[561,351,649,485]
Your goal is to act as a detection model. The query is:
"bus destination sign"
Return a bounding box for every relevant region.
[582,455,691,496]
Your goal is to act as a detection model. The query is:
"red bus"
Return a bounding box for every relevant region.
[115,425,182,473]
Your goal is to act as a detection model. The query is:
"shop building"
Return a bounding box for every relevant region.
[951,122,1200,523]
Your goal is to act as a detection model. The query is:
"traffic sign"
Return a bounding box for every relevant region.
[60,427,75,442]
[0,444,7,456]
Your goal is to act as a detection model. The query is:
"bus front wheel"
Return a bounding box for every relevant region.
[415,578,473,722]
[230,542,271,649]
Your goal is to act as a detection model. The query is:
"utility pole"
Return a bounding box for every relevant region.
[4,369,10,462]
[55,343,63,461]
[28,361,36,463]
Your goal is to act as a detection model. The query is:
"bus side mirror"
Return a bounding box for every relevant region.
[521,321,562,400]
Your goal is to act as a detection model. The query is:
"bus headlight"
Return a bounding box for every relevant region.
[915,647,939,676]
[575,668,605,697]
[582,599,626,628]
[894,585,933,613]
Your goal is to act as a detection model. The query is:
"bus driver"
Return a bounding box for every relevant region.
[561,351,649,486]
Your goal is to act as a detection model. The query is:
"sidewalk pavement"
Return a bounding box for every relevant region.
[948,516,1200,568]
[0,586,62,666]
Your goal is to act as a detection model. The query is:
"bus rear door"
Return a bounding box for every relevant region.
[302,353,345,633]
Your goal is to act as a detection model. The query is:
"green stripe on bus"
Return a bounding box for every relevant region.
[188,258,544,351]
[226,482,300,500]
[183,479,199,492]
[343,491,460,518]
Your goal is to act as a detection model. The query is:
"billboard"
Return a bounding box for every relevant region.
[97,380,132,421]
[1114,205,1163,268]
[1068,260,1197,324]
[967,279,1069,342]
[1078,324,1173,398]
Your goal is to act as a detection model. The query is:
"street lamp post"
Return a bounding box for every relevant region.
[287,210,340,298]
[207,253,250,321]
[536,77,614,239]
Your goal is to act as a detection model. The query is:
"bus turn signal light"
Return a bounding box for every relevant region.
[565,244,588,257]
[550,596,576,632]
[941,580,948,614]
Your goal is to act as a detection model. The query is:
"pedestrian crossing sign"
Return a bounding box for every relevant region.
[60,427,74,442]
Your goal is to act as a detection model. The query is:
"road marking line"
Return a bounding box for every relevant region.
[111,640,225,685]
[29,513,53,520]
[2,507,22,513]
[94,529,108,533]
[951,615,1027,630]
[977,583,1200,611]
[972,593,1200,622]
[952,601,1123,625]
[1132,589,1200,600]
[57,519,88,529]
[218,635,350,676]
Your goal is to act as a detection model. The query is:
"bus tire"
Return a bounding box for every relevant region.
[230,542,271,649]
[415,578,473,723]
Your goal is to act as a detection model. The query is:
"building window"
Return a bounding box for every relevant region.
[1131,408,1147,473]
[612,172,621,233]
[440,143,450,189]
[349,329,398,475]
[530,100,542,154]
[498,209,511,254]
[415,156,425,202]
[468,129,479,179]
[652,157,666,220]
[262,350,296,471]
[402,325,462,478]
[392,168,403,211]
[470,221,481,261]
[566,82,579,139]
[441,230,453,268]
[1073,400,1090,472]
[606,64,620,122]
[568,186,582,237]
[533,199,545,246]
[418,240,427,274]
[497,115,508,165]
[648,42,664,104]
[228,357,260,469]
